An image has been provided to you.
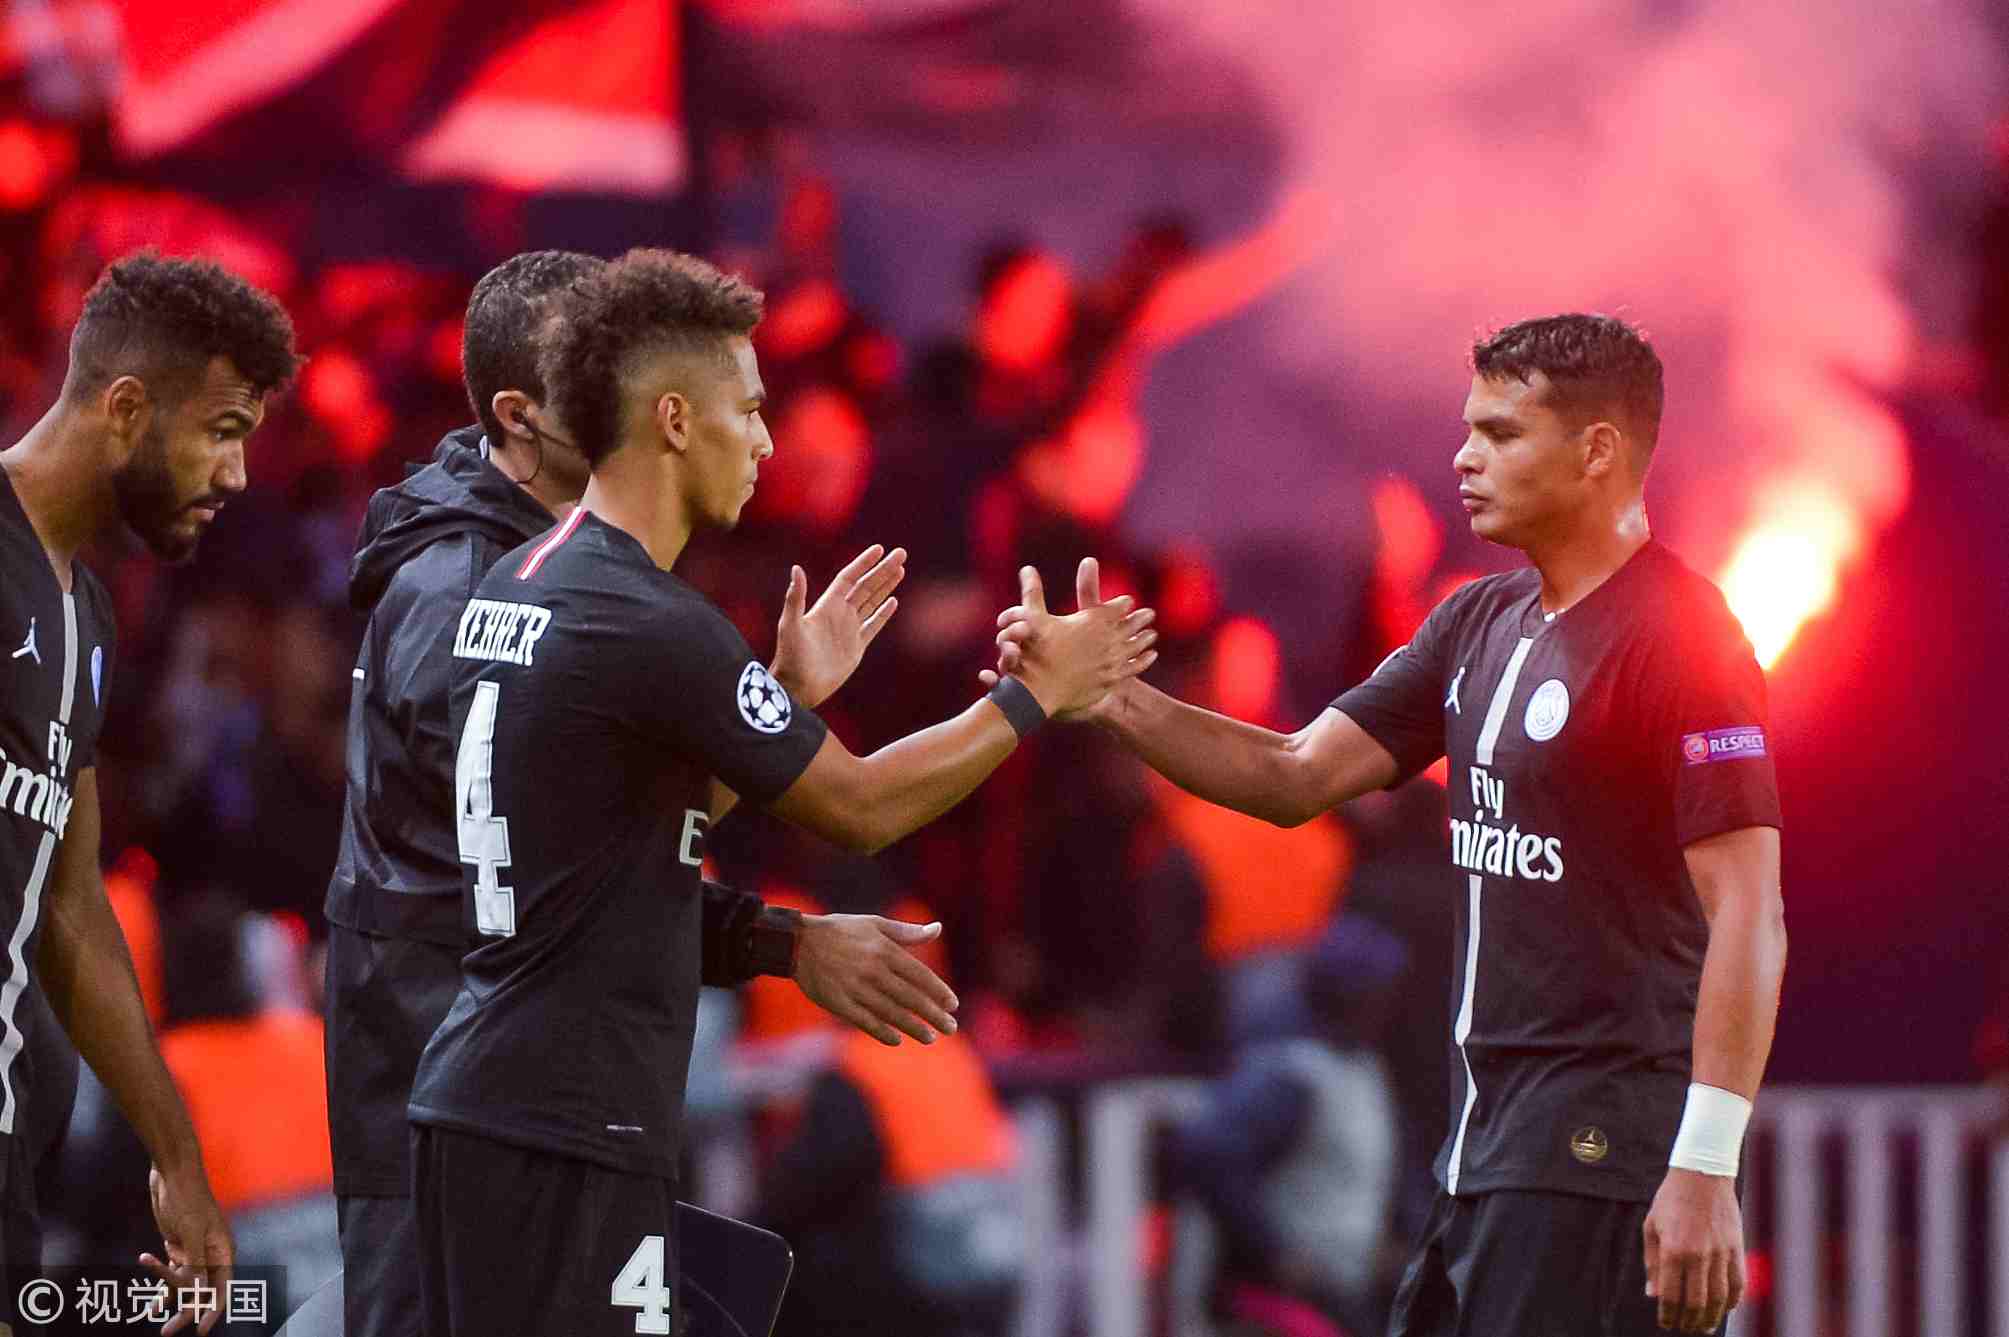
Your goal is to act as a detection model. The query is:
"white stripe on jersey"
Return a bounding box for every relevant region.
[58,593,76,724]
[1446,873,1483,1194]
[1474,636,1532,767]
[1448,635,1532,1193]
[0,594,79,1134]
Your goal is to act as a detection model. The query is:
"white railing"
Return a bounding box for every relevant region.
[698,1074,2005,1337]
[1733,1086,2007,1337]
[1038,1081,2006,1337]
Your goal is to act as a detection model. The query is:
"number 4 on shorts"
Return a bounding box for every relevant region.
[612,1234,672,1335]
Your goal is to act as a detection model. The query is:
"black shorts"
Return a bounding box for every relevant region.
[324,924,464,1198]
[1387,1189,1706,1337]
[337,1194,423,1337]
[1,983,80,1279]
[412,1125,678,1337]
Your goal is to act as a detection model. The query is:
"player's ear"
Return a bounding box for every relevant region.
[103,375,152,462]
[1581,420,1622,480]
[656,391,691,455]
[491,390,538,444]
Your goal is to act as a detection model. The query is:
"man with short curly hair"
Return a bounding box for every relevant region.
[0,249,298,1332]
[407,248,1157,1336]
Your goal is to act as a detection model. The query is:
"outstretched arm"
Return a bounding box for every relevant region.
[769,562,1155,853]
[991,559,1398,826]
[37,771,231,1334]
[1093,686,1397,827]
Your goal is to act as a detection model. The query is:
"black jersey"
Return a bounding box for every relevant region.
[408,509,828,1176]
[1333,541,1780,1203]
[0,468,114,1143]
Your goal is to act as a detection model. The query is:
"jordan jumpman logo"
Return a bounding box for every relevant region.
[12,617,38,665]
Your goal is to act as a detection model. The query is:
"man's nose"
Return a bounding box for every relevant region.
[216,441,248,494]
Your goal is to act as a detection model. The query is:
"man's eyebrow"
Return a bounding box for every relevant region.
[1467,413,1519,433]
[211,407,258,430]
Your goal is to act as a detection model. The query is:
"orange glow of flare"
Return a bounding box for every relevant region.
[1719,485,1863,670]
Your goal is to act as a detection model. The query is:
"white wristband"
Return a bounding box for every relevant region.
[1668,1082,1752,1177]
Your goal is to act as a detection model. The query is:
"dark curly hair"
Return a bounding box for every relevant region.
[1472,313,1664,455]
[462,250,605,447]
[541,249,764,465]
[64,250,299,405]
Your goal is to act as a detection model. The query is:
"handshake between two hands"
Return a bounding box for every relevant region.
[978,557,1158,721]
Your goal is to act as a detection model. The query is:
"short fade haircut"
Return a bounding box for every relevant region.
[462,249,605,447]
[1472,314,1664,455]
[65,250,299,405]
[541,248,764,466]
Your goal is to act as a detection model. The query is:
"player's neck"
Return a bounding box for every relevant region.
[578,467,692,572]
[0,405,113,582]
[1526,500,1650,617]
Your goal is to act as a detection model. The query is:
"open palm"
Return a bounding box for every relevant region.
[771,544,906,708]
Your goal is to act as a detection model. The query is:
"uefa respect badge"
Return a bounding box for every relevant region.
[1681,726,1767,765]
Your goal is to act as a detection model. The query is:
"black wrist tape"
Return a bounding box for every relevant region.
[746,905,802,979]
[986,676,1048,739]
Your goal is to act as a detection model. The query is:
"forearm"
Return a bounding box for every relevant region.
[1092,682,1318,825]
[38,876,201,1172]
[844,699,1020,851]
[1690,894,1787,1098]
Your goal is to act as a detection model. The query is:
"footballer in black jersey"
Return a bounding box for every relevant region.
[327,251,944,1337]
[1004,315,1784,1336]
[0,252,296,1331]
[409,249,1156,1337]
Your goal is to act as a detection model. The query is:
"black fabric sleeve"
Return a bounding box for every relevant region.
[372,534,491,816]
[1329,592,1459,785]
[699,880,801,986]
[637,600,829,804]
[755,1071,883,1236]
[1665,617,1783,847]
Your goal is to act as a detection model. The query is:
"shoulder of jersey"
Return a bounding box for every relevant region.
[1433,567,1537,621]
[1643,545,1751,652]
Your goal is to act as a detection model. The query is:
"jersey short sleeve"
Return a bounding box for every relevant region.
[1663,619,1782,847]
[1329,594,1457,785]
[637,599,829,804]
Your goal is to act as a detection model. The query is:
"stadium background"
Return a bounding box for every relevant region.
[3,1,2008,1334]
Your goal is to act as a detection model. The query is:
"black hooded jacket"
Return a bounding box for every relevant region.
[324,429,789,980]
[325,427,557,945]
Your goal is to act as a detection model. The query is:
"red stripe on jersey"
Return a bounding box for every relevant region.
[516,506,585,580]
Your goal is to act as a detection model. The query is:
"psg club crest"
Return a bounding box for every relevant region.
[736,661,792,734]
[1523,678,1570,742]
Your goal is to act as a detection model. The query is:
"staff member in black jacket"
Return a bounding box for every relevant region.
[322,251,950,1337]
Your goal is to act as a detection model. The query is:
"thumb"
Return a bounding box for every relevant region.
[876,918,943,944]
[1077,556,1102,609]
[781,565,807,622]
[1018,565,1048,616]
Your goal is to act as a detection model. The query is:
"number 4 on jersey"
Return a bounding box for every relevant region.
[612,1235,672,1334]
[454,680,516,937]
